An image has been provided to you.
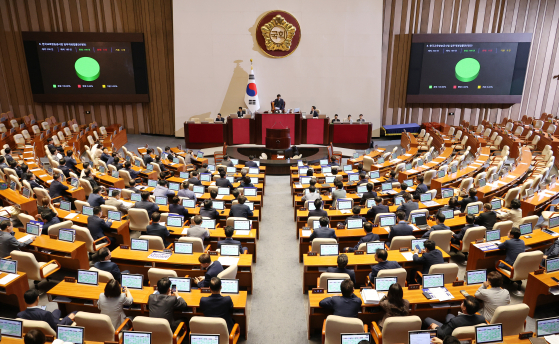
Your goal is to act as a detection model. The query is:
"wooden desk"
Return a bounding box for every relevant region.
[110,248,254,293]
[348,148,385,166]
[521,182,559,216]
[302,249,450,293]
[74,163,125,189]
[103,125,128,152]
[27,163,86,201]
[431,148,491,192]
[171,148,209,166]
[47,280,249,338]
[398,148,453,183]
[523,270,559,317]
[370,149,419,174]
[55,209,131,245]
[0,272,28,311]
[14,232,89,270]
[0,186,37,216]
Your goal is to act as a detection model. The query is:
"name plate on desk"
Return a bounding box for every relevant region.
[312,288,324,294]
[208,251,218,256]
[408,284,420,290]
[64,277,76,283]
[307,252,318,256]
[519,332,533,339]
[534,269,544,275]
[49,235,57,240]
[399,247,410,252]
[45,335,55,342]
[200,287,211,293]
[354,250,365,255]
[299,208,307,211]
[120,245,129,249]
[475,239,484,244]
[453,280,465,286]
[18,228,25,232]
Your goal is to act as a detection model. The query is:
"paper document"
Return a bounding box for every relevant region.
[147,251,172,260]
[544,335,559,344]
[401,252,414,261]
[234,230,250,236]
[473,242,499,251]
[301,230,312,237]
[216,195,224,199]
[429,287,454,301]
[361,289,385,304]
[0,273,20,285]
[370,179,380,183]
[404,154,412,156]
[30,168,40,172]
[392,159,402,163]
[339,210,351,214]
[18,234,35,243]
[407,169,418,173]
[39,174,48,178]
[64,213,78,220]
[181,228,189,235]
[422,201,439,207]
[217,257,240,266]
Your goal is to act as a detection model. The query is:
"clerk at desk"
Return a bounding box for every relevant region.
[274,94,285,111]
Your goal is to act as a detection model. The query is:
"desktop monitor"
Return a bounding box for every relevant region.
[381,183,392,191]
[478,178,486,187]
[411,239,427,251]
[22,187,31,198]
[366,242,385,254]
[58,229,75,243]
[134,160,141,167]
[485,229,501,242]
[348,173,359,182]
[220,244,240,256]
[343,165,353,172]
[536,317,559,337]
[200,173,211,182]
[391,153,398,160]
[121,274,144,290]
[357,185,368,194]
[545,257,559,273]
[346,218,363,229]
[519,223,533,235]
[379,215,396,227]
[234,220,250,231]
[182,199,196,208]
[442,189,454,198]
[250,177,259,184]
[217,187,230,196]
[179,172,189,179]
[441,209,454,220]
[190,334,220,344]
[322,166,332,174]
[466,269,487,285]
[221,279,239,294]
[0,317,22,338]
[394,196,404,206]
[147,180,157,187]
[320,244,339,256]
[131,238,149,251]
[26,222,41,236]
[168,182,180,191]
[193,185,205,194]
[341,333,371,344]
[337,199,352,210]
[404,179,414,187]
[550,216,559,229]
[57,325,84,344]
[475,324,503,344]
[327,278,344,293]
[300,176,311,185]
[325,176,336,184]
[9,181,16,191]
[366,199,376,208]
[131,193,142,202]
[409,330,437,344]
[414,215,427,227]
[201,219,216,229]
[77,269,98,286]
[320,159,329,165]
[122,331,151,344]
[226,176,235,183]
[437,170,445,178]
[155,196,168,206]
[82,205,94,216]
[108,211,122,222]
[491,199,502,210]
[374,277,398,291]
[169,277,191,292]
[312,220,321,230]
[422,274,444,289]
[167,216,184,228]
[174,242,193,255]
[213,200,225,210]
[244,187,257,196]
[0,258,17,274]
[467,204,480,215]
[369,171,380,179]
[420,193,432,202]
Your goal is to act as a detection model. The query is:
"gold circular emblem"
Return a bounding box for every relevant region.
[256,11,301,58]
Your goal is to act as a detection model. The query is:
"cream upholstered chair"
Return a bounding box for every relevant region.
[490,136,503,149]
[89,267,113,283]
[10,251,61,284]
[148,268,177,286]
[547,124,557,135]
[371,315,422,344]
[496,250,543,295]
[519,215,538,229]
[452,326,476,339]
[483,128,491,138]
[139,235,165,250]
[423,170,436,187]
[74,225,110,253]
[46,220,73,236]
[418,129,426,139]
[74,312,127,342]
[453,135,468,150]
[119,169,133,187]
[311,238,338,253]
[323,315,367,344]
[418,137,433,151]
[100,204,118,217]
[429,230,453,253]
[389,236,415,250]
[505,121,514,131]
[318,272,351,289]
[129,209,150,232]
[18,213,35,229]
[493,220,513,237]
[217,264,238,279]
[190,316,239,344]
[408,209,429,222]
[18,319,57,336]
[450,226,486,254]
[376,268,407,288]
[503,187,520,208]
[134,316,186,344]
[454,130,463,140]
[533,119,544,129]
[79,178,93,197]
[307,216,322,227]
[177,237,209,253]
[490,304,530,336]
[416,263,459,284]
[363,156,374,172]
[527,135,540,149]
[72,200,87,213]
[33,187,55,205]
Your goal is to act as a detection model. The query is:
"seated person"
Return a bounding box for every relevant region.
[209,189,218,200]
[87,186,105,207]
[82,169,99,189]
[497,198,522,228]
[169,196,189,220]
[309,216,337,240]
[40,210,61,236]
[397,192,418,219]
[198,163,209,173]
[195,253,224,288]
[309,105,318,117]
[498,227,526,291]
[370,248,401,280]
[474,203,497,230]
[0,220,33,257]
[222,155,234,167]
[216,171,234,189]
[200,199,219,219]
[153,179,174,197]
[330,156,339,167]
[106,189,131,214]
[200,277,235,333]
[379,283,409,327]
[344,205,366,227]
[386,170,398,183]
[475,271,510,321]
[24,330,46,344]
[331,114,340,123]
[17,289,75,332]
[331,180,346,202]
[178,181,196,201]
[460,188,478,212]
[394,183,408,198]
[451,214,476,245]
[143,148,154,166]
[58,158,71,178]
[318,279,362,317]
[422,213,450,238]
[87,206,114,246]
[309,198,328,217]
[347,222,380,253]
[188,171,202,185]
[413,240,444,275]
[94,247,126,281]
[49,173,68,202]
[239,176,254,188]
[186,215,210,242]
[236,107,245,117]
[413,175,428,200]
[438,196,460,214]
[367,197,389,221]
[27,172,44,190]
[327,253,356,284]
[123,161,140,180]
[302,185,321,202]
[132,191,160,218]
[146,212,171,247]
[425,296,486,339]
[148,277,187,332]
[356,172,368,185]
[215,113,225,123]
[127,179,140,193]
[543,238,559,262]
[360,183,377,205]
[387,210,413,244]
[245,155,258,167]
[217,225,248,254]
[229,196,253,218]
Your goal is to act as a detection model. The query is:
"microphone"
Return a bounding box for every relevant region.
[279,122,286,129]
[271,122,277,128]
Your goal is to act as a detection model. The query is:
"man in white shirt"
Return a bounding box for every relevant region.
[474,271,510,321]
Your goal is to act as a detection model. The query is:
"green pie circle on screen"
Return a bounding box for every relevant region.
[455,58,480,83]
[75,57,100,81]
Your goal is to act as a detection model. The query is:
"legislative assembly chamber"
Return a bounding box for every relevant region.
[0,1,559,344]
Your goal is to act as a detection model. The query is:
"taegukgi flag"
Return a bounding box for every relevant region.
[244,59,260,114]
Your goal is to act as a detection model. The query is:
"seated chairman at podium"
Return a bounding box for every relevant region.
[273,94,285,112]
[236,107,246,118]
[310,106,319,117]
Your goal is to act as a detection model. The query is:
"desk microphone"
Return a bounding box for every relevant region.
[271,122,277,128]
[279,122,286,129]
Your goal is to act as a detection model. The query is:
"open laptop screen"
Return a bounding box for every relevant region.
[546,257,559,273]
[0,317,22,338]
[320,244,339,256]
[409,330,437,344]
[327,279,344,293]
[379,215,396,227]
[536,317,559,337]
[341,333,370,344]
[475,324,503,344]
[366,242,385,254]
[423,274,444,288]
[122,331,151,344]
[374,277,397,291]
[190,334,220,344]
[0,258,17,274]
[466,269,487,285]
[347,218,363,229]
[57,325,84,344]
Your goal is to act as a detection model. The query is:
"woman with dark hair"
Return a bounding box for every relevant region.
[379,283,410,327]
[240,176,254,188]
[98,279,133,329]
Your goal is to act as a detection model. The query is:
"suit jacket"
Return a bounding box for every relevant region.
[153,185,174,197]
[309,227,337,241]
[356,179,369,185]
[344,215,366,227]
[498,238,526,266]
[229,204,253,218]
[413,249,444,274]
[215,117,225,123]
[367,204,389,221]
[236,110,245,117]
[331,119,340,123]
[94,261,122,282]
[177,189,197,201]
[414,183,428,199]
[273,98,285,110]
[147,294,187,331]
[318,294,362,318]
[360,191,377,205]
[326,267,356,285]
[188,177,202,186]
[217,237,243,253]
[49,180,68,199]
[143,154,154,166]
[186,225,210,241]
[310,110,318,117]
[387,221,414,243]
[146,223,171,246]
[198,261,224,288]
[127,187,140,193]
[42,217,61,235]
[475,211,497,230]
[436,313,486,339]
[200,294,235,332]
[17,307,68,332]
[106,198,130,214]
[545,239,559,258]
[0,231,29,258]
[200,208,219,219]
[397,201,419,220]
[87,215,113,240]
[245,161,258,167]
[88,193,105,207]
[64,156,78,172]
[421,224,450,239]
[100,153,111,163]
[216,178,234,189]
[169,204,189,219]
[59,165,71,178]
[353,232,380,251]
[125,168,139,179]
[370,260,401,279]
[460,196,478,213]
[453,224,476,241]
[29,180,43,190]
[83,176,98,189]
[133,201,160,218]
[309,209,328,218]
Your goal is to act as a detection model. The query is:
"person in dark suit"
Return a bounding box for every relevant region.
[236,107,246,118]
[386,170,398,183]
[451,214,476,245]
[148,277,187,332]
[229,196,253,218]
[49,173,68,202]
[93,247,128,282]
[356,172,368,185]
[200,199,220,219]
[309,199,328,217]
[326,254,356,285]
[123,161,140,180]
[198,163,210,174]
[58,159,71,179]
[216,171,234,189]
[388,210,414,244]
[369,249,401,280]
[319,279,362,317]
[88,206,114,245]
[367,197,389,222]
[27,173,44,190]
[106,152,117,167]
[88,186,105,207]
[397,193,419,220]
[437,196,460,216]
[543,238,559,261]
[498,227,526,291]
[64,150,78,174]
[393,184,408,199]
[47,137,63,154]
[414,175,428,200]
[425,296,486,339]
[474,203,497,230]
[146,212,171,246]
[132,191,160,218]
[344,206,366,227]
[222,155,234,167]
[422,213,450,239]
[245,155,258,167]
[239,176,254,188]
[188,171,202,186]
[0,156,8,171]
[82,169,99,189]
[356,114,366,123]
[331,114,341,123]
[360,183,377,205]
[4,147,14,163]
[308,106,318,117]
[143,148,154,166]
[412,240,444,274]
[17,289,75,332]
[127,180,140,193]
[195,253,224,288]
[169,196,189,222]
[200,277,236,333]
[347,222,379,252]
[460,188,478,213]
[218,226,248,254]
[216,113,225,123]
[39,210,60,235]
[8,160,23,178]
[273,94,285,111]
[309,216,337,240]
[100,148,112,164]
[0,220,33,258]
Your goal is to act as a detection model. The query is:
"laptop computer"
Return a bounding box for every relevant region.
[122,331,151,344]
[374,277,397,291]
[535,317,559,337]
[341,333,371,344]
[327,278,344,293]
[167,215,184,228]
[169,277,191,293]
[0,317,23,338]
[440,209,454,220]
[422,273,444,289]
[58,229,75,243]
[221,279,239,294]
[411,239,427,251]
[346,218,363,229]
[220,244,240,256]
[411,214,428,230]
[409,330,437,344]
[108,210,122,222]
[174,242,193,255]
[467,204,480,215]
[466,269,487,285]
[201,219,216,229]
[379,215,396,227]
[475,324,503,344]
[369,171,380,179]
[190,334,220,344]
[485,229,501,243]
[57,325,85,344]
[131,238,149,251]
[320,244,339,256]
[545,257,559,273]
[131,193,142,202]
[26,222,41,236]
[121,274,144,290]
[82,205,94,216]
[77,269,98,286]
[366,241,385,254]
[0,258,17,274]
[394,196,404,206]
[420,193,438,207]
[519,223,533,236]
[441,189,454,198]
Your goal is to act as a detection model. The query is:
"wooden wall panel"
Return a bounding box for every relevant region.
[0,0,174,135]
[382,0,559,126]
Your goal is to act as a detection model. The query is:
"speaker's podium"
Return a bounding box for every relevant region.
[265,128,291,149]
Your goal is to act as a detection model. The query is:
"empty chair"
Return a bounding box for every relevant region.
[217,264,238,279]
[73,312,124,342]
[496,250,543,296]
[129,208,150,232]
[18,319,56,337]
[371,315,422,344]
[10,251,60,285]
[429,230,453,253]
[493,220,513,237]
[527,135,540,149]
[490,136,503,149]
[389,236,415,250]
[363,156,375,172]
[148,268,177,286]
[89,267,113,283]
[547,124,557,135]
[519,215,538,230]
[133,316,186,344]
[318,272,351,289]
[505,121,514,131]
[418,137,433,151]
[418,129,426,139]
[513,126,523,136]
[416,263,458,284]
[490,304,530,336]
[139,235,165,250]
[452,326,476,340]
[450,226,486,255]
[189,316,239,344]
[311,238,338,253]
[423,170,436,187]
[447,127,455,136]
[323,315,367,344]
[376,268,407,288]
[503,187,520,208]
[46,220,73,236]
